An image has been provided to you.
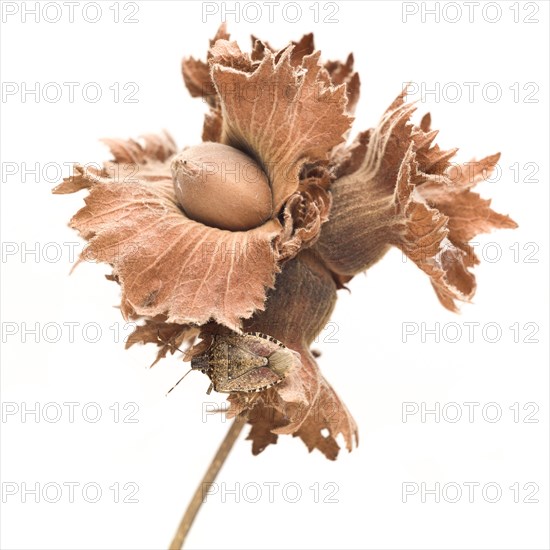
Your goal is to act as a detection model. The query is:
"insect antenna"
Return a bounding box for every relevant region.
[166,367,196,396]
[155,329,198,395]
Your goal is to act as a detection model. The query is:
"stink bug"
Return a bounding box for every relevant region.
[167,332,299,395]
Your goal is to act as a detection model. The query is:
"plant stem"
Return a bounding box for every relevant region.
[168,415,247,549]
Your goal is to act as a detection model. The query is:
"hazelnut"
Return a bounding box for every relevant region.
[171,142,272,231]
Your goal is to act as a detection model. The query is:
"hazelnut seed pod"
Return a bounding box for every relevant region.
[171,142,273,231]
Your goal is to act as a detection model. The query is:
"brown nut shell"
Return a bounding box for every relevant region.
[171,142,272,231]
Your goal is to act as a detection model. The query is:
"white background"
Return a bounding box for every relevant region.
[1,1,548,549]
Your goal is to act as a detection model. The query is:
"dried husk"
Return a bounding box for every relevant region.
[226,249,358,460]
[52,133,282,330]
[316,91,517,311]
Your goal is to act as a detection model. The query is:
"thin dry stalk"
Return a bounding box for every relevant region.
[169,415,247,549]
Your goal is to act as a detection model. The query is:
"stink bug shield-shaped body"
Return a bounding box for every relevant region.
[191,332,299,394]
